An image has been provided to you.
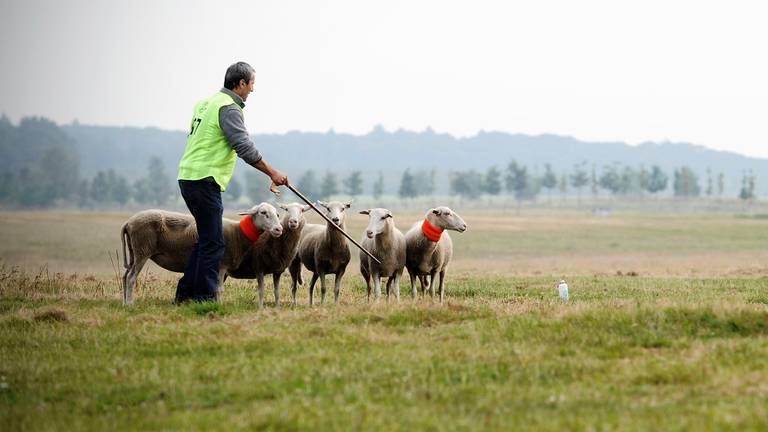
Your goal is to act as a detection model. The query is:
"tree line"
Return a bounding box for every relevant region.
[0,116,758,208]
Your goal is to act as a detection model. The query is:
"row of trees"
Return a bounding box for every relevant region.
[446,161,757,203]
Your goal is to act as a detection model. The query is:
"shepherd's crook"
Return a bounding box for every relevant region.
[270,183,381,265]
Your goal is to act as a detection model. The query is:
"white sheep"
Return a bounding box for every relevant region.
[288,201,352,305]
[120,202,283,305]
[404,206,467,303]
[227,203,310,307]
[359,208,406,302]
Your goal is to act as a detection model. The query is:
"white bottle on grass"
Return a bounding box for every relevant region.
[558,280,569,303]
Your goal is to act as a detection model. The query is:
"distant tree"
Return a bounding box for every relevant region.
[618,166,641,195]
[739,170,756,201]
[372,172,384,200]
[225,175,243,202]
[505,160,531,210]
[296,170,320,201]
[144,156,171,206]
[569,162,589,204]
[399,169,417,199]
[540,164,557,202]
[705,167,713,197]
[320,171,339,199]
[90,171,110,203]
[717,172,725,196]
[107,169,131,206]
[449,170,482,199]
[132,178,151,204]
[413,169,436,196]
[590,165,599,198]
[599,165,621,195]
[646,165,668,195]
[483,166,503,195]
[558,173,568,200]
[76,178,90,207]
[39,145,80,204]
[343,171,364,197]
[673,166,700,197]
[638,166,650,193]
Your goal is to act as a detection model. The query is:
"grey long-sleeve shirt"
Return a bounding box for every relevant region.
[219,87,262,167]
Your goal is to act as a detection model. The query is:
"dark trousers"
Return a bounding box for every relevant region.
[176,179,225,302]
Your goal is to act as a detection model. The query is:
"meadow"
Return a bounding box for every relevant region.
[1,209,767,430]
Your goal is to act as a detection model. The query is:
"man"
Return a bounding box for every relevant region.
[176,61,288,303]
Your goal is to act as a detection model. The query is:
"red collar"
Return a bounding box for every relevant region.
[239,216,262,242]
[421,219,443,242]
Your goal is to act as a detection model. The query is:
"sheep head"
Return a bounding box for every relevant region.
[360,208,393,239]
[238,202,283,237]
[427,206,467,233]
[317,200,351,227]
[278,202,310,231]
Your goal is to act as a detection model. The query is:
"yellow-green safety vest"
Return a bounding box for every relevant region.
[177,91,241,191]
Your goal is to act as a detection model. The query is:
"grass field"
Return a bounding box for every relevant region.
[1,209,767,430]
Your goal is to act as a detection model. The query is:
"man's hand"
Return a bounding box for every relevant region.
[270,168,289,186]
[254,159,289,186]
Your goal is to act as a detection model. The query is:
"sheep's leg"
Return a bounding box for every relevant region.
[363,270,372,303]
[257,273,266,308]
[438,270,446,304]
[273,273,281,308]
[319,273,327,304]
[408,270,417,300]
[333,270,344,304]
[290,268,300,306]
[393,271,402,302]
[419,275,429,296]
[428,271,437,300]
[385,276,393,303]
[123,256,148,306]
[308,273,319,306]
[216,269,227,301]
[372,270,382,302]
[289,256,302,306]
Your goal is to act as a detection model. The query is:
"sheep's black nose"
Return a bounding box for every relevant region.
[332,217,339,223]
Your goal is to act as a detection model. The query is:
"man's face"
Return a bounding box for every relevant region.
[238,73,255,101]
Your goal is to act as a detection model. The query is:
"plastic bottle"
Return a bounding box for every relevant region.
[557,280,569,303]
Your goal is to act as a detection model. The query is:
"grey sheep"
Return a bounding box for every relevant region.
[120,202,283,305]
[359,208,406,303]
[404,206,467,303]
[289,201,352,305]
[227,203,310,307]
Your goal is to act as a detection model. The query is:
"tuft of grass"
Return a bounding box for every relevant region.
[31,307,69,322]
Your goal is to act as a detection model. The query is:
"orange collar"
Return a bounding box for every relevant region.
[239,216,261,242]
[421,219,443,242]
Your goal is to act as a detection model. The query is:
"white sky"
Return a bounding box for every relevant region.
[1,0,767,157]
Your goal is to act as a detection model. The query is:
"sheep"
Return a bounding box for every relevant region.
[227,202,310,307]
[358,208,406,303]
[120,202,283,305]
[288,201,352,305]
[404,206,467,303]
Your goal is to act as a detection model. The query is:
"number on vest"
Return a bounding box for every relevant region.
[189,118,202,136]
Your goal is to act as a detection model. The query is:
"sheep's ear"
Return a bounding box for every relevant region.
[385,212,393,219]
[301,205,311,212]
[278,204,288,211]
[317,201,328,209]
[237,211,249,215]
[359,209,370,215]
[344,201,352,209]
[432,208,441,216]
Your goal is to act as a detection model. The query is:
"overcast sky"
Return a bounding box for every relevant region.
[1,0,767,157]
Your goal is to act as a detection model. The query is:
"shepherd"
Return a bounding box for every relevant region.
[176,61,289,303]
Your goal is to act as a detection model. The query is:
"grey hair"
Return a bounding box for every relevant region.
[223,62,255,90]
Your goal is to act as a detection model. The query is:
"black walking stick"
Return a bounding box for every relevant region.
[271,183,381,265]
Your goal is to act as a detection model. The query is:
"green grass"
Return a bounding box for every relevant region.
[1,271,768,431]
[1,210,768,430]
